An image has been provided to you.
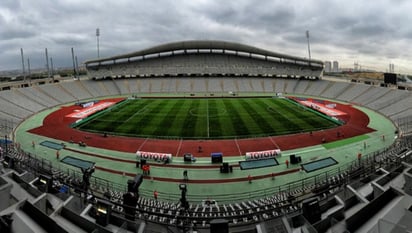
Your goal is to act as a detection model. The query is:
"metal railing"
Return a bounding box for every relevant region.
[5,135,412,204]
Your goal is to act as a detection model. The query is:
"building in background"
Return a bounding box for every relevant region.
[332,61,339,72]
[324,61,332,73]
[389,63,395,73]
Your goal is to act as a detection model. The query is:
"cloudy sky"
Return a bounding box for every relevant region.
[1,0,412,73]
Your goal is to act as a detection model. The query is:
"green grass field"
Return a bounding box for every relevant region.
[74,97,339,139]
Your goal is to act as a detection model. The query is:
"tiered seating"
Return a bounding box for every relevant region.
[148,79,163,93]
[1,89,45,113]
[126,79,140,94]
[284,79,299,94]
[38,84,76,103]
[222,78,237,92]
[59,80,94,100]
[380,95,412,118]
[78,80,104,97]
[336,83,369,102]
[292,79,311,95]
[175,78,192,93]
[249,78,264,92]
[304,79,329,96]
[89,53,320,79]
[321,82,351,99]
[20,86,60,107]
[259,78,271,93]
[366,90,411,111]
[162,78,176,92]
[275,79,288,93]
[235,78,249,92]
[5,133,412,231]
[207,78,222,92]
[99,80,121,96]
[351,86,390,105]
[114,79,131,95]
[391,108,412,121]
[0,97,32,120]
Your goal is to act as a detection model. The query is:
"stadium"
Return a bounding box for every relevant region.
[1,40,412,233]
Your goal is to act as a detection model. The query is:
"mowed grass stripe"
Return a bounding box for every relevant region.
[127,100,166,135]
[152,99,184,136]
[216,99,239,137]
[276,99,337,130]
[77,102,128,131]
[255,99,290,132]
[222,99,251,137]
[113,100,152,132]
[257,99,292,134]
[208,99,223,137]
[273,99,316,132]
[239,99,275,135]
[78,101,141,132]
[197,100,209,137]
[180,99,203,137]
[258,99,303,134]
[163,99,190,137]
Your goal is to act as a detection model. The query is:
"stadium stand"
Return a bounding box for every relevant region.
[0,89,44,113]
[321,82,351,99]
[59,80,94,100]
[1,134,412,232]
[84,41,323,80]
[1,40,412,232]
[22,85,61,107]
[38,83,77,103]
[335,83,368,102]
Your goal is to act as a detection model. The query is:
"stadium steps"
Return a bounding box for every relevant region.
[291,79,301,93]
[348,85,375,103]
[375,91,411,111]
[8,89,45,112]
[234,79,240,92]
[318,81,335,97]
[57,83,79,101]
[174,79,180,92]
[363,88,392,106]
[272,78,280,92]
[271,78,278,92]
[0,91,34,113]
[302,80,313,95]
[135,79,142,93]
[76,80,96,98]
[293,79,310,94]
[0,106,24,120]
[281,79,289,93]
[189,78,194,92]
[168,78,176,92]
[248,79,255,92]
[13,89,48,109]
[331,82,352,99]
[97,81,111,96]
[335,83,356,100]
[388,107,412,118]
[111,79,122,95]
[259,79,265,92]
[32,85,62,104]
[205,78,209,92]
[119,79,131,94]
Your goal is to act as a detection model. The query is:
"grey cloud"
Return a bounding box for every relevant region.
[1,0,412,73]
[0,28,36,40]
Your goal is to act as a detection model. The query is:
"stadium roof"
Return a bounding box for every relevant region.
[84,40,323,66]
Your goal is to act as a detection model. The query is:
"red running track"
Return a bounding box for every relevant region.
[28,97,374,157]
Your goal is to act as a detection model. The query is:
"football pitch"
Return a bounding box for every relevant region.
[74,97,340,139]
